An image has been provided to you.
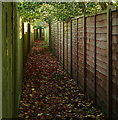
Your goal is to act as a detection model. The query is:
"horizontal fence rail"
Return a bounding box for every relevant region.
[49,9,118,119]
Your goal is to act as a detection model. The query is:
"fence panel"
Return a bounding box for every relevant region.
[54,23,58,56]
[77,17,85,90]
[96,13,108,112]
[86,16,95,99]
[64,22,68,70]
[55,23,59,57]
[49,10,118,119]
[60,22,64,65]
[58,22,61,61]
[51,24,55,53]
[30,25,34,49]
[72,19,78,80]
[67,21,72,74]
[111,10,118,119]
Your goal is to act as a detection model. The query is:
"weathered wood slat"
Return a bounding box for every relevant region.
[50,10,118,119]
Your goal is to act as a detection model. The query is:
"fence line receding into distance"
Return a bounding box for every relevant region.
[49,9,118,119]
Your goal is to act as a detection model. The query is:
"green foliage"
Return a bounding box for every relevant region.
[18,2,117,25]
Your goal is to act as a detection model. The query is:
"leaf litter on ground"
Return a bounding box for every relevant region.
[18,40,105,120]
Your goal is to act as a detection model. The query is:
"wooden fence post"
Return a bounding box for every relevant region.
[107,8,112,120]
[53,24,55,54]
[83,15,87,95]
[70,20,72,76]
[77,18,78,84]
[28,23,30,52]
[59,22,61,62]
[40,29,42,38]
[67,21,68,72]
[0,2,2,118]
[63,22,65,69]
[37,29,38,39]
[49,23,51,50]
[94,15,97,105]
[57,22,59,60]
[22,23,25,65]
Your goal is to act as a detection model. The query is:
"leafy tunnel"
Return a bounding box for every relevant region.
[0,2,118,120]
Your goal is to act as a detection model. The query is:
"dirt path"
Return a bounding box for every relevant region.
[18,40,105,120]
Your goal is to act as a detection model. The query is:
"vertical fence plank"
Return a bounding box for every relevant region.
[107,8,112,120]
[72,19,78,80]
[96,13,107,113]
[86,16,95,100]
[77,17,84,90]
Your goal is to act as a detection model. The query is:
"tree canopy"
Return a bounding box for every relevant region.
[18,2,118,28]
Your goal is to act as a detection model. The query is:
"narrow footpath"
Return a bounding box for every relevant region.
[18,40,105,120]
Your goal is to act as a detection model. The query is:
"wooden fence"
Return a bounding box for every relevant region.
[1,3,41,118]
[49,9,118,119]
